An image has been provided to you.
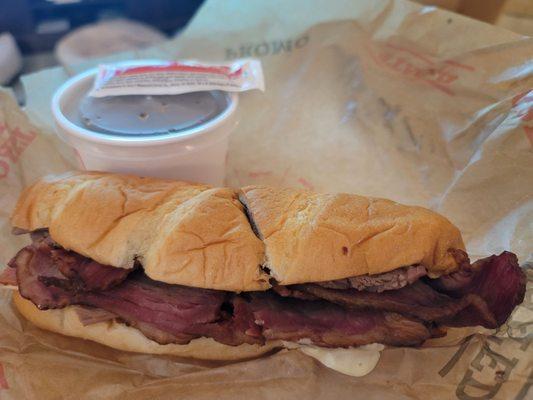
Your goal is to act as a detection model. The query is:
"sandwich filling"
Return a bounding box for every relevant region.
[2,231,526,348]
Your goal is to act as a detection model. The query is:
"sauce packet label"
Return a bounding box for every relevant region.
[89,59,265,97]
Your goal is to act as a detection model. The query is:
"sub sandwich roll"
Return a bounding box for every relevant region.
[239,185,465,283]
[1,171,525,362]
[10,171,270,291]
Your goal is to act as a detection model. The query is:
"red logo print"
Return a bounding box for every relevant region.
[0,124,37,179]
[367,42,475,96]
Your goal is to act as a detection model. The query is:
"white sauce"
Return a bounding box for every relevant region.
[284,342,384,377]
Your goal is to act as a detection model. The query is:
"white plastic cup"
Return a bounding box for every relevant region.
[51,64,238,186]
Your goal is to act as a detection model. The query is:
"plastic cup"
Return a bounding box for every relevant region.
[51,62,238,186]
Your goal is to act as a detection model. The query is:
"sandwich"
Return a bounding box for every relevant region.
[0,171,526,368]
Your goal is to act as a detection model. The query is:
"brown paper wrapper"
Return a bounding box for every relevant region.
[0,0,531,398]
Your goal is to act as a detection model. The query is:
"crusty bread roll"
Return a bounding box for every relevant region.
[239,186,465,284]
[11,171,269,291]
[13,292,280,360]
[9,172,468,360]
[11,171,465,292]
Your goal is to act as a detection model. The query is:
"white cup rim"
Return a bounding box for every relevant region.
[51,63,239,148]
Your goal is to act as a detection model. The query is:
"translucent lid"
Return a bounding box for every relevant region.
[78,91,230,136]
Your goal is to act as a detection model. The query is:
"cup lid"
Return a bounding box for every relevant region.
[79,91,229,136]
[52,63,238,146]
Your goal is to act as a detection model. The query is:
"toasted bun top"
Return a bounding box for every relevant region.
[239,186,465,284]
[11,171,269,291]
[13,292,280,360]
[11,171,466,290]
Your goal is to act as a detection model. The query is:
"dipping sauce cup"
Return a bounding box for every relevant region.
[51,64,238,185]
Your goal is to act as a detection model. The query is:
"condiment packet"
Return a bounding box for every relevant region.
[89,59,264,97]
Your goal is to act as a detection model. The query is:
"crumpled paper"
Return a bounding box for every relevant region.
[0,0,531,399]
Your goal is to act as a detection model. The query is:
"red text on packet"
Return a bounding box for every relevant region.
[0,124,37,179]
[117,63,244,79]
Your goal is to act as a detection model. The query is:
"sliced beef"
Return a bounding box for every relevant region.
[428,251,526,326]
[7,239,260,346]
[9,243,75,309]
[272,285,316,300]
[74,307,117,326]
[51,250,133,292]
[4,233,526,349]
[78,276,433,347]
[30,230,132,292]
[9,239,134,309]
[286,252,525,329]
[7,241,433,347]
[317,264,427,292]
[79,275,249,346]
[247,293,432,347]
[291,281,497,328]
[130,320,189,344]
